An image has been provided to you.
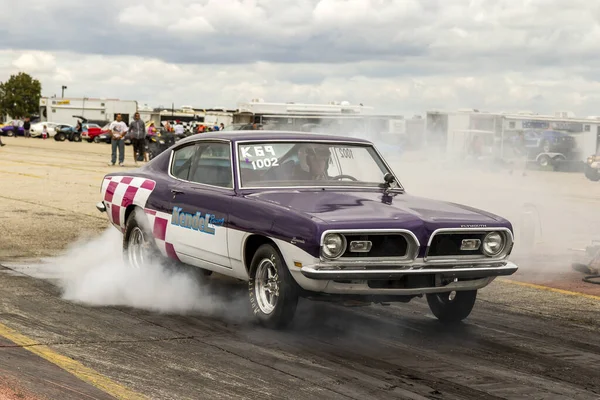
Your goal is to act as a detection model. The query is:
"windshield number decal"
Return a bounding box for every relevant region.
[241,145,280,169]
[338,148,354,159]
[241,145,275,158]
[251,157,279,169]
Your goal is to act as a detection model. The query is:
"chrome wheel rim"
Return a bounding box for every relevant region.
[254,257,279,314]
[127,227,150,268]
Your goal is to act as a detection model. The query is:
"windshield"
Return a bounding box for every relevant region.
[236,141,396,188]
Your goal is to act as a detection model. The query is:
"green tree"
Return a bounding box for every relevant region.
[0,72,42,119]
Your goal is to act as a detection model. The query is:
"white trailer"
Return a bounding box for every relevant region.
[38,97,138,126]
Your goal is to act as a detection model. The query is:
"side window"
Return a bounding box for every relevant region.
[170,144,197,180]
[188,142,233,188]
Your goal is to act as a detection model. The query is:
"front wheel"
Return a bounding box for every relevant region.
[426,290,477,323]
[584,165,600,181]
[248,244,299,329]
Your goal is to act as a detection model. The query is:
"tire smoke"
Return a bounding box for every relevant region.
[22,226,251,322]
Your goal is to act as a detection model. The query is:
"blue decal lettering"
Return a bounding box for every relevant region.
[171,207,182,225]
[170,207,222,235]
[204,213,215,234]
[209,215,225,226]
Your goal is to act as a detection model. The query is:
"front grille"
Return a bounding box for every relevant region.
[340,234,409,258]
[427,232,488,257]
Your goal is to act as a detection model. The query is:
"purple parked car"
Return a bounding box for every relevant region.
[97,131,518,328]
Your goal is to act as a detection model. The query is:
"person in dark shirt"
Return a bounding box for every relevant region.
[23,118,31,137]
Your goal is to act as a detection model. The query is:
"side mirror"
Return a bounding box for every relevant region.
[383,172,395,184]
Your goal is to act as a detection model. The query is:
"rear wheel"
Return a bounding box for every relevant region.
[54,132,66,141]
[538,154,551,167]
[426,290,477,323]
[248,244,299,329]
[123,209,162,269]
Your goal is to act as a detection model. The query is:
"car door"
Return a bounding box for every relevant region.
[523,131,539,148]
[169,140,234,271]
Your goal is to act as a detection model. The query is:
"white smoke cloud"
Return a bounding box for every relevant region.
[9,226,251,322]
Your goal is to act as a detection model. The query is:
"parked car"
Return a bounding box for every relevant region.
[522,129,577,154]
[53,124,87,142]
[584,153,600,181]
[96,130,518,329]
[1,120,25,136]
[29,122,66,138]
[80,123,104,142]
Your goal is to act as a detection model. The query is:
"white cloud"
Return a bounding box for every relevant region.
[1,0,600,116]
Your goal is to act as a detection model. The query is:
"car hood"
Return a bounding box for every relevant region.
[248,189,509,231]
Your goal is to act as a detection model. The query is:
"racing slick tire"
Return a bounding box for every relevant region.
[123,208,164,270]
[426,290,477,323]
[248,243,299,329]
[122,207,211,281]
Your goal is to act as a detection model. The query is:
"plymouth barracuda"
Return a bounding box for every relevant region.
[96,131,518,328]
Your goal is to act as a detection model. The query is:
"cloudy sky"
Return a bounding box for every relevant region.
[1,0,600,117]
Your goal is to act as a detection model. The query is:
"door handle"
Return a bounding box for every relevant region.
[171,189,184,195]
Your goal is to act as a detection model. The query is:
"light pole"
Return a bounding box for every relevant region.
[61,85,67,98]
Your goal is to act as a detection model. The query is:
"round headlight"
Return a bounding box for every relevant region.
[321,233,346,259]
[482,232,504,256]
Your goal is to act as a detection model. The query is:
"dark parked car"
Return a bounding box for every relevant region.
[522,129,577,154]
[96,131,518,328]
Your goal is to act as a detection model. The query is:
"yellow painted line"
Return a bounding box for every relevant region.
[498,278,600,301]
[0,322,147,399]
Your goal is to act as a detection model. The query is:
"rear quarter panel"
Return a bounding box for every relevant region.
[100,172,167,232]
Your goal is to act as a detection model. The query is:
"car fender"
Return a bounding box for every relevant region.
[100,175,157,233]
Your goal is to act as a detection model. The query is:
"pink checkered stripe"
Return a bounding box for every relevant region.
[143,208,179,261]
[101,176,156,232]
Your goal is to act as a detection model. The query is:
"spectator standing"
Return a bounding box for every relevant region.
[23,118,31,137]
[509,131,528,176]
[41,125,48,139]
[128,112,146,165]
[174,120,184,136]
[108,114,128,166]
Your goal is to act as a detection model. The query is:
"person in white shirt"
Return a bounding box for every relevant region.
[108,114,128,166]
[173,120,184,136]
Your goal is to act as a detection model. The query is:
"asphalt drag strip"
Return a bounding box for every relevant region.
[1,262,599,400]
[0,335,114,400]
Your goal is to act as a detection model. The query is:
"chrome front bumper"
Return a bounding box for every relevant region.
[300,261,518,281]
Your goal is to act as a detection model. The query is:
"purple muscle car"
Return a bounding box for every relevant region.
[97,130,518,328]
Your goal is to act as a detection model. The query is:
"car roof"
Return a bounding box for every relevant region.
[177,130,374,145]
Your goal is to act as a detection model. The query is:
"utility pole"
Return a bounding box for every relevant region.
[61,85,67,98]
